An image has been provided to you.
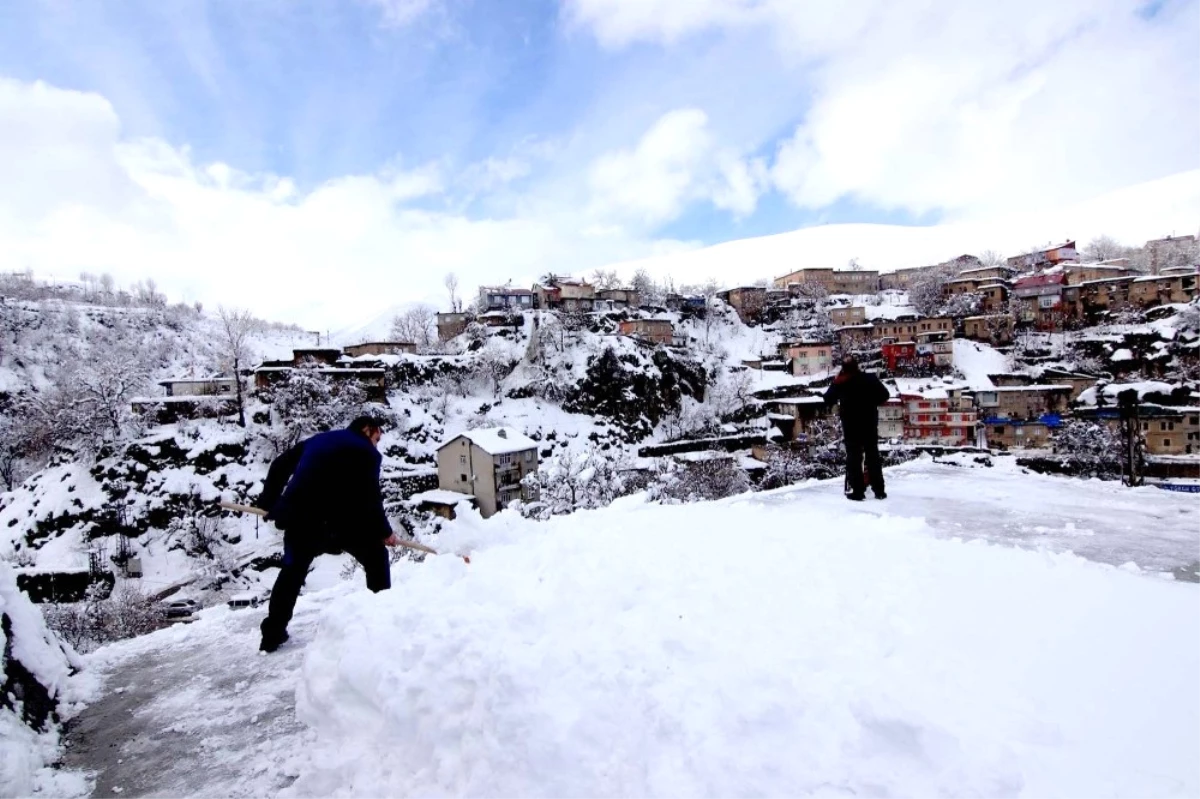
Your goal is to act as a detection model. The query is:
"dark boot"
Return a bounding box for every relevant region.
[259,620,290,653]
[847,492,865,501]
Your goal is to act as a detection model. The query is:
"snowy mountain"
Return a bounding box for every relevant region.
[600,170,1200,284]
[44,457,1200,798]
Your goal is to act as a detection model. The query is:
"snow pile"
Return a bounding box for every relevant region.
[953,338,1008,390]
[0,564,93,798]
[288,497,1199,798]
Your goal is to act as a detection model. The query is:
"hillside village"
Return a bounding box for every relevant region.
[1,233,1198,797]
[0,231,1195,603]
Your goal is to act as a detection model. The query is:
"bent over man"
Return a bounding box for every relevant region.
[255,415,399,652]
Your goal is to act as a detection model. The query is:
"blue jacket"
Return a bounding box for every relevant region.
[257,429,391,544]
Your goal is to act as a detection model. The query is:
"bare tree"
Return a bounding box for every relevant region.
[217,306,261,427]
[444,272,462,313]
[978,249,1005,267]
[847,257,863,271]
[99,272,115,296]
[1082,235,1128,263]
[590,268,620,290]
[390,304,437,348]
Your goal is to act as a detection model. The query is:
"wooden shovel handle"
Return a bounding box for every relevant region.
[217,501,456,560]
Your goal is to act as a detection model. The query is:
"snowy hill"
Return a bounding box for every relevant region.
[55,457,1200,797]
[601,170,1200,283]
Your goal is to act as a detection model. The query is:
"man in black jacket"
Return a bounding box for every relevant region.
[255,415,399,652]
[823,356,892,501]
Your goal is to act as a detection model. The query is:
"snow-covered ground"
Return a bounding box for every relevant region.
[55,459,1200,798]
[953,338,1009,390]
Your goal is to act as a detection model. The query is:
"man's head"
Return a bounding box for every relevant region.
[348,415,385,447]
[841,354,860,375]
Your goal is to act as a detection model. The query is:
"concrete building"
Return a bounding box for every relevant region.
[343,341,418,357]
[895,381,977,446]
[778,342,834,376]
[479,286,535,311]
[1145,235,1198,273]
[437,427,540,518]
[773,268,880,295]
[158,377,236,397]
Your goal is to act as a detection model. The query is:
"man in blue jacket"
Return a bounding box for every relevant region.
[255,415,399,652]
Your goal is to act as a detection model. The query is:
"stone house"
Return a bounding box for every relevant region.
[618,318,675,345]
[1129,272,1198,308]
[437,312,471,342]
[597,288,641,308]
[973,385,1072,421]
[829,306,867,326]
[437,427,540,518]
[766,395,830,441]
[963,315,1014,346]
[717,286,768,323]
[1006,240,1078,270]
[535,278,596,311]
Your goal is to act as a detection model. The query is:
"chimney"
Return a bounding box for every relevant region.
[498,429,507,439]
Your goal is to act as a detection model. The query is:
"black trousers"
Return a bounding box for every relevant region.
[262,536,391,638]
[843,428,885,496]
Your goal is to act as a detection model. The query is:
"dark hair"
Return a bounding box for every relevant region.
[840,355,860,375]
[348,415,385,435]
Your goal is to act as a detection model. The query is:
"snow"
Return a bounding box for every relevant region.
[1111,348,1134,361]
[952,339,1008,390]
[0,565,94,798]
[409,489,472,505]
[444,426,539,455]
[51,459,1200,797]
[287,471,1198,798]
[1077,380,1180,406]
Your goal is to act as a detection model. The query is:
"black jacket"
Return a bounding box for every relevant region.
[257,429,391,543]
[823,370,891,431]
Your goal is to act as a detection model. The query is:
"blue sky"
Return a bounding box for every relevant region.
[0,0,1196,326]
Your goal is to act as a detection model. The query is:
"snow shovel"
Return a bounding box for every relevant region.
[217,502,470,563]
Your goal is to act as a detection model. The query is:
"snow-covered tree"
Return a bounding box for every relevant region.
[908,263,956,316]
[649,456,750,504]
[520,448,633,519]
[261,367,370,453]
[940,291,983,319]
[1051,420,1125,479]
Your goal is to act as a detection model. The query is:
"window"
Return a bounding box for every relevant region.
[459,474,467,483]
[1163,438,1171,448]
[995,426,1005,435]
[524,450,534,462]
[1142,422,1149,431]
[1160,422,1168,431]
[459,454,466,465]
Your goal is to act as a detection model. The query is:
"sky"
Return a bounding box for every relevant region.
[0,0,1197,329]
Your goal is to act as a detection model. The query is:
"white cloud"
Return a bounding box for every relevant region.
[587,108,765,225]
[566,0,1200,218]
[0,78,681,329]
[362,0,436,27]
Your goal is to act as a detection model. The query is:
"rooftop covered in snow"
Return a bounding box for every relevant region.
[441,427,539,455]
